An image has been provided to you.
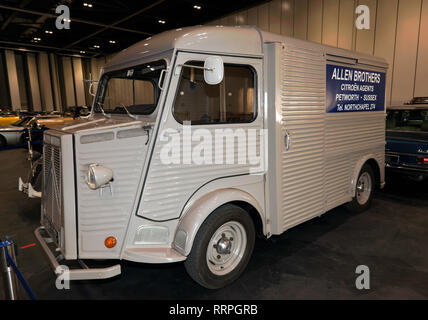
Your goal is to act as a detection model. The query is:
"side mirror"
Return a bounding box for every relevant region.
[204,56,224,85]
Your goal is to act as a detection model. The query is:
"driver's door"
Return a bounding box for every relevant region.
[137,52,264,222]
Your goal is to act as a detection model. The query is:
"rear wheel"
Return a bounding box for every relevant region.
[184,204,255,289]
[346,164,375,213]
[0,135,6,148]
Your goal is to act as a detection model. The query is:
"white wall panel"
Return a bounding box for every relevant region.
[323,0,340,46]
[72,57,86,106]
[61,56,76,107]
[355,0,377,54]
[4,50,21,110]
[227,14,237,26]
[26,53,42,111]
[269,0,282,33]
[236,10,248,25]
[374,0,399,106]
[391,0,422,105]
[38,52,54,111]
[414,0,428,97]
[338,0,357,49]
[49,53,62,109]
[219,16,228,26]
[294,0,308,39]
[308,0,323,42]
[258,3,270,31]
[247,7,258,26]
[281,0,294,36]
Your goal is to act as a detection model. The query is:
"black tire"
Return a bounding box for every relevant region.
[346,164,375,213]
[0,135,6,148]
[184,204,255,289]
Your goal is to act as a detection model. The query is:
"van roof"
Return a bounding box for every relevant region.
[106,25,387,70]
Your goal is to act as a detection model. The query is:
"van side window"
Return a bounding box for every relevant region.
[173,61,256,125]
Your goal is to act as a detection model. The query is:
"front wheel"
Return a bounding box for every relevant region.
[346,164,375,213]
[184,204,255,289]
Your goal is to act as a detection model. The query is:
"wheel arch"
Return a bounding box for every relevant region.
[173,188,265,257]
[365,158,381,188]
[351,155,383,195]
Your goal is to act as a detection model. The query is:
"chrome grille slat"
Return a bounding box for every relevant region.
[42,135,62,246]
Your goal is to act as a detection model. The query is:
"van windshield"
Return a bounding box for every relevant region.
[386,109,428,132]
[94,60,166,115]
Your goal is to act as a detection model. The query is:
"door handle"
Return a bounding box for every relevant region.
[158,68,169,90]
[285,130,291,151]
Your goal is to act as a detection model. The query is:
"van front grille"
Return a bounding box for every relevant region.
[42,138,62,245]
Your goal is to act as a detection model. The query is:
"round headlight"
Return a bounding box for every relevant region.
[86,164,113,190]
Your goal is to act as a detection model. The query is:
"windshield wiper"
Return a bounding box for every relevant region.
[118,103,137,120]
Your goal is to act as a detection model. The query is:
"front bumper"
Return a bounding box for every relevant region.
[34,226,121,281]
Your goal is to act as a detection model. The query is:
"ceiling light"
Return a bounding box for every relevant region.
[33,37,41,41]
[158,20,166,24]
[93,45,100,48]
[45,30,53,34]
[193,5,201,10]
[109,40,116,44]
[80,51,86,54]
[83,3,93,7]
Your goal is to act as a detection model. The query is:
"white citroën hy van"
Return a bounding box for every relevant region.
[35,26,387,289]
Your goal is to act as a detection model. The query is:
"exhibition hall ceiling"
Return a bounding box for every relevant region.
[0,0,269,56]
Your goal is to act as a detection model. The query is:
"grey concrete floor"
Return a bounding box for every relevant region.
[0,148,427,300]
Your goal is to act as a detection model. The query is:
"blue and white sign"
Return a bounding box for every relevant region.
[326,64,386,113]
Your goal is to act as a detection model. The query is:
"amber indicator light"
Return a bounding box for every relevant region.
[105,236,117,248]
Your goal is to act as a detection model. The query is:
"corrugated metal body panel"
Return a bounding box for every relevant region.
[324,153,349,209]
[278,44,326,233]
[75,127,148,258]
[324,112,385,210]
[325,113,385,154]
[138,125,261,221]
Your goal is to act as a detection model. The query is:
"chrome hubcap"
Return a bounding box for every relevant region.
[206,221,247,276]
[216,235,232,254]
[356,172,372,205]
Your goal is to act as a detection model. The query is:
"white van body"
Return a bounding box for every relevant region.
[35,26,387,288]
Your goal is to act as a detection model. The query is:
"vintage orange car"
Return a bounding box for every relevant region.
[0,115,20,126]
